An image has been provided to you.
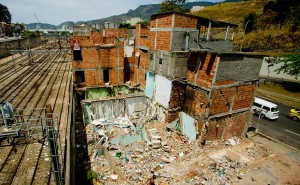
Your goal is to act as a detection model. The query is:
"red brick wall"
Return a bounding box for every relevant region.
[174,14,197,28]
[184,86,210,119]
[71,36,93,46]
[195,53,218,88]
[133,67,146,86]
[149,32,156,49]
[132,49,149,85]
[150,14,173,28]
[187,53,218,89]
[214,80,234,86]
[232,83,256,110]
[136,24,151,47]
[206,119,225,141]
[109,47,124,68]
[90,31,103,44]
[84,70,101,86]
[222,112,249,139]
[100,49,110,68]
[155,31,171,51]
[104,28,128,38]
[210,87,235,115]
[72,48,99,68]
[206,111,249,140]
[109,69,124,85]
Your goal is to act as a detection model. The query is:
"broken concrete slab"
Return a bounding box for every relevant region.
[228,138,237,146]
[179,112,197,141]
[209,149,251,163]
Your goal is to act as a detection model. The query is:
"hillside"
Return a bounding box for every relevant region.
[25,23,57,30]
[24,1,220,29]
[192,0,300,54]
[83,1,218,26]
[58,21,76,28]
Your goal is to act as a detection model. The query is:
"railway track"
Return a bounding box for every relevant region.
[0,56,55,103]
[0,49,71,185]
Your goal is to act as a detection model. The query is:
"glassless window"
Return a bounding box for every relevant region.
[262,106,270,111]
[253,102,261,107]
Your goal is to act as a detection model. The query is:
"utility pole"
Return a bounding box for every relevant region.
[240,20,251,52]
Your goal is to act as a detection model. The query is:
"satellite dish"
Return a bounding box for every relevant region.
[135,52,140,57]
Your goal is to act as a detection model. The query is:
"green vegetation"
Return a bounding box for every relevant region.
[159,0,189,13]
[244,12,257,33]
[87,169,98,183]
[24,30,41,38]
[119,22,135,29]
[14,22,25,35]
[0,3,11,24]
[137,20,149,28]
[274,54,300,79]
[262,0,299,31]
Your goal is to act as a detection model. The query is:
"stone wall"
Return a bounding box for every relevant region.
[0,37,42,58]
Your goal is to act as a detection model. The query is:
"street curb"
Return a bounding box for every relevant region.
[256,131,300,152]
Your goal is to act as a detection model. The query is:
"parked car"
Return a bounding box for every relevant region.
[252,97,279,119]
[288,109,300,121]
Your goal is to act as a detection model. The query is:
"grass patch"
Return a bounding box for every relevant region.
[256,81,300,108]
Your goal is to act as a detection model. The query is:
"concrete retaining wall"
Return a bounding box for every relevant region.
[0,37,42,58]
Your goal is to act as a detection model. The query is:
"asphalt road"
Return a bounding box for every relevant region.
[252,104,300,149]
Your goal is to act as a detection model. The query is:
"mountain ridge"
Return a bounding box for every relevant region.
[25,1,229,29]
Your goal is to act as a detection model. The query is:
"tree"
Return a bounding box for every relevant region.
[274,54,300,79]
[159,0,189,13]
[244,12,257,33]
[14,22,25,36]
[119,23,135,29]
[263,0,299,29]
[137,20,149,28]
[0,4,11,24]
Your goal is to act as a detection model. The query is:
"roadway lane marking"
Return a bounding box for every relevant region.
[285,129,300,137]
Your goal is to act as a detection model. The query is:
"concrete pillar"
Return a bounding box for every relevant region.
[225,26,230,40]
[207,21,212,41]
[185,32,190,51]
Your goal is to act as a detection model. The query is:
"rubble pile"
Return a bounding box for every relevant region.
[82,116,276,184]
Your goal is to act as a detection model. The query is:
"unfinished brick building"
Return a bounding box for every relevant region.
[71,12,264,143]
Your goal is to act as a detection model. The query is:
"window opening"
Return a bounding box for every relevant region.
[103,69,109,83]
[75,71,85,83]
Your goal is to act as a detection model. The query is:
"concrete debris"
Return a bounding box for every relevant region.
[110,174,118,180]
[82,119,286,184]
[228,138,237,146]
[148,128,162,148]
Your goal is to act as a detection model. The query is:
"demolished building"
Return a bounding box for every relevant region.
[71,12,266,183]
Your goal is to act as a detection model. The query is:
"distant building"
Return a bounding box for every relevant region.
[73,23,95,36]
[62,25,67,31]
[125,17,143,26]
[190,6,205,12]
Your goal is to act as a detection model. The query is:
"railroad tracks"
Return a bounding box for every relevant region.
[0,49,72,185]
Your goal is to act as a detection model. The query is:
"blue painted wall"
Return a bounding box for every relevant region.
[144,71,155,98]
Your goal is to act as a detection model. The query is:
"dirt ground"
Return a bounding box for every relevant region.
[237,133,300,185]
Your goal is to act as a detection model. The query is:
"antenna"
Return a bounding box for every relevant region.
[34,14,41,24]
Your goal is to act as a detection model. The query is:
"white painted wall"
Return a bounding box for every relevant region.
[260,57,299,81]
[154,75,172,109]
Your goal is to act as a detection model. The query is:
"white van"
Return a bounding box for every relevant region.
[252,97,279,119]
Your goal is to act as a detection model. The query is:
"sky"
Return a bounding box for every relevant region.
[1,0,223,25]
